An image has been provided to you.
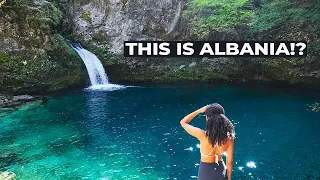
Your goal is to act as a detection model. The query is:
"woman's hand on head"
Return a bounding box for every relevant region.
[198,105,207,113]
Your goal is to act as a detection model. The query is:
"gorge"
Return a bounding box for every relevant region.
[0,0,319,94]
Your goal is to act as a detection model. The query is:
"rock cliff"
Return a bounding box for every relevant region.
[0,0,85,93]
[66,0,320,88]
[0,0,319,94]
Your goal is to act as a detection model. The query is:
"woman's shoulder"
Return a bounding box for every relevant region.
[198,130,207,141]
[225,137,234,146]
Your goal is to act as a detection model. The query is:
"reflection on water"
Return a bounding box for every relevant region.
[184,147,194,151]
[83,90,110,150]
[0,85,320,179]
[246,161,256,168]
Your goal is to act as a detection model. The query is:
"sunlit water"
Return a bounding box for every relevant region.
[1,84,320,179]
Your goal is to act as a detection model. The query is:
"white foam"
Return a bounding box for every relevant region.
[85,84,133,91]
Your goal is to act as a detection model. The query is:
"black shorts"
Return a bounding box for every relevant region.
[197,161,228,180]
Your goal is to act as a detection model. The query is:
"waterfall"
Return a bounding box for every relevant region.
[71,44,128,91]
[167,1,182,34]
[72,44,109,85]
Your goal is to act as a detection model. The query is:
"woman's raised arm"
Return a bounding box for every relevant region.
[180,106,207,139]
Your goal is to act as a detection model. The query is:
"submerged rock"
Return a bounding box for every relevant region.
[0,172,16,180]
[0,153,21,170]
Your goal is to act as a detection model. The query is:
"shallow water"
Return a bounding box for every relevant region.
[1,84,320,180]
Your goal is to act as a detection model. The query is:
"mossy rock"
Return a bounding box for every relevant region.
[80,10,91,23]
[0,0,85,94]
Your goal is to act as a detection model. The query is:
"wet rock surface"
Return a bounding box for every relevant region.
[0,172,16,180]
[0,94,45,109]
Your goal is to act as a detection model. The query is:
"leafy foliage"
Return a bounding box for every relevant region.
[184,0,254,35]
[185,0,320,37]
[250,0,320,33]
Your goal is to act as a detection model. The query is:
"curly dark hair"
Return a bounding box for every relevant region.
[205,103,235,146]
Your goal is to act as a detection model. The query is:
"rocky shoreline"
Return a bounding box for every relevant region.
[0,94,47,111]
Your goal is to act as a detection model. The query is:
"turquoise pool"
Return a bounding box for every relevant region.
[0,84,319,179]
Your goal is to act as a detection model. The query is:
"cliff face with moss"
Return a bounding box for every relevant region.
[67,0,320,88]
[0,0,319,94]
[0,0,85,94]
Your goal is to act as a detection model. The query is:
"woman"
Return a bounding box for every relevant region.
[180,103,235,180]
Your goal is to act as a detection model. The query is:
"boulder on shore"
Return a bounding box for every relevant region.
[0,94,37,108]
[0,172,16,180]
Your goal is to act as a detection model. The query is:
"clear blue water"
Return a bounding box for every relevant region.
[0,84,320,180]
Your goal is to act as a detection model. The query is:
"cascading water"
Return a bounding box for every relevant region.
[72,44,109,85]
[71,43,127,91]
[167,2,182,34]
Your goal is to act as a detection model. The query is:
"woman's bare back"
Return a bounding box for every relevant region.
[199,135,232,163]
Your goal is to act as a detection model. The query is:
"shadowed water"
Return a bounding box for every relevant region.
[0,84,320,179]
